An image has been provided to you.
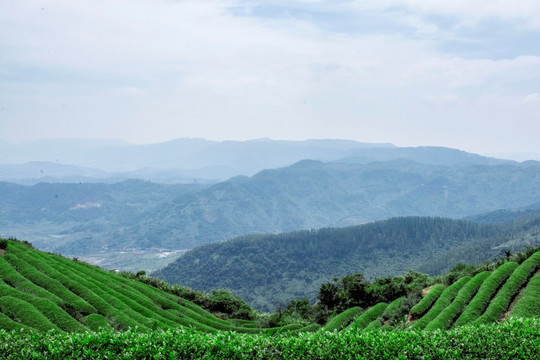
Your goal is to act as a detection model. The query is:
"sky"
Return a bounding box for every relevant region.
[1,0,540,158]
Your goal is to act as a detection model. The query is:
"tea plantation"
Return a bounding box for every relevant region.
[1,238,539,359]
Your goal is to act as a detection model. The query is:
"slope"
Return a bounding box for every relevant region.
[155,214,540,311]
[1,237,539,344]
[0,239,310,334]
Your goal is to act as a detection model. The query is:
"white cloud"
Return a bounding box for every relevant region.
[0,0,539,154]
[523,93,540,103]
[403,55,540,90]
[350,0,540,29]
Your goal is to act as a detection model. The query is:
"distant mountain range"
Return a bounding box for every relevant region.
[0,138,394,183]
[2,139,540,272]
[0,138,524,184]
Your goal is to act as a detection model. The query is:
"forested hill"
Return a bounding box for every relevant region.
[113,159,540,251]
[466,202,540,224]
[154,215,540,311]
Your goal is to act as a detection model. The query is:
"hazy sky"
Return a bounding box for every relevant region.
[1,0,540,156]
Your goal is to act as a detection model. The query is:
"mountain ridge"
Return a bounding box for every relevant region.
[0,138,521,184]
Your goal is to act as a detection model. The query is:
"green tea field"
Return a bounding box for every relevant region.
[1,238,539,359]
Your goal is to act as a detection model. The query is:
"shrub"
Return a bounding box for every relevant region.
[409,284,446,319]
[23,251,142,331]
[291,323,321,333]
[381,297,405,325]
[445,263,482,284]
[21,240,34,248]
[364,318,383,331]
[0,312,27,331]
[411,276,470,330]
[349,302,388,330]
[0,239,8,250]
[82,314,113,331]
[474,252,540,325]
[228,319,257,328]
[0,318,539,359]
[0,279,87,332]
[322,307,363,332]
[425,271,490,331]
[0,257,60,302]
[8,251,96,316]
[0,296,61,332]
[454,261,518,327]
[207,289,255,319]
[511,271,540,318]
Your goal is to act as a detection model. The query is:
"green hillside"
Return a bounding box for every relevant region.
[0,239,312,335]
[412,252,540,330]
[1,238,539,358]
[2,237,539,331]
[154,214,540,311]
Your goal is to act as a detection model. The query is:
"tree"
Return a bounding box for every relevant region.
[207,289,254,319]
[318,282,340,309]
[342,273,369,307]
[285,299,312,320]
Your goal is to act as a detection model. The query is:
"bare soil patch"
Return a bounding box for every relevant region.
[422,285,437,297]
